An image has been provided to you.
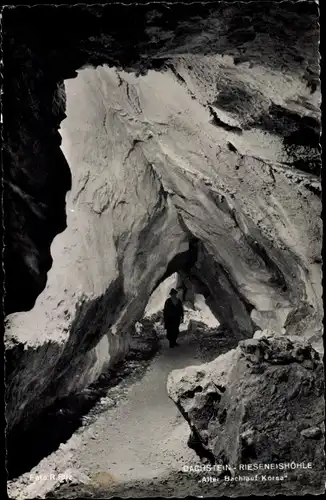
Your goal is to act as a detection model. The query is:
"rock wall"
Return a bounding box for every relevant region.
[3,1,320,314]
[3,2,322,443]
[167,331,325,490]
[5,70,189,429]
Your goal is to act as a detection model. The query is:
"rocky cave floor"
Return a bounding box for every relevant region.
[8,321,324,499]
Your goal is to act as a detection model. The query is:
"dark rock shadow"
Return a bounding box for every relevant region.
[6,322,160,480]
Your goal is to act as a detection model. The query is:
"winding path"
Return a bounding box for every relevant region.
[9,327,234,499]
[67,330,207,484]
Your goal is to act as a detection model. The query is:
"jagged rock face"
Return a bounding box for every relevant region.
[167,332,325,484]
[3,0,320,314]
[3,2,321,438]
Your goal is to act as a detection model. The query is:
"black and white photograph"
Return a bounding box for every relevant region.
[2,0,324,497]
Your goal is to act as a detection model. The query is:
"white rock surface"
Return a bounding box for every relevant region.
[5,55,322,432]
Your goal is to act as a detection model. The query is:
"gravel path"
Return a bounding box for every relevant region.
[9,326,321,498]
[9,326,236,499]
[67,331,205,484]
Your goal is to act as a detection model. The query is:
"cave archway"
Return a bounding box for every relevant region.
[5,52,322,453]
[3,4,322,485]
[2,1,321,315]
[143,271,220,334]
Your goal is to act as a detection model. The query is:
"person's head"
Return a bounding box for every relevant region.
[170,288,178,302]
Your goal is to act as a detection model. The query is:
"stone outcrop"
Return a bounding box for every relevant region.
[167,332,325,484]
[3,1,322,453]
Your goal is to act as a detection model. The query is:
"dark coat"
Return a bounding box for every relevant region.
[163,297,184,328]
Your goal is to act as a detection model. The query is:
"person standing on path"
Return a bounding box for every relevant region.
[163,288,184,348]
